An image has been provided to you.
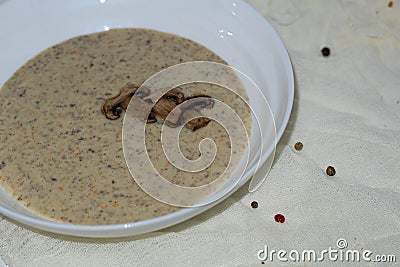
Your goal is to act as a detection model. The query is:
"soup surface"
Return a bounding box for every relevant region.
[0,28,250,225]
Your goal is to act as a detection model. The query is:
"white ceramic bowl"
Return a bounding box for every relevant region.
[0,0,294,237]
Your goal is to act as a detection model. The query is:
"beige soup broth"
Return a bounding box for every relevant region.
[0,28,251,225]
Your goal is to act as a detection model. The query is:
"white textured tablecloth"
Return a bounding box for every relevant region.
[1,0,399,266]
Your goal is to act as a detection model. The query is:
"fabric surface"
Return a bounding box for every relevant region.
[1,0,399,266]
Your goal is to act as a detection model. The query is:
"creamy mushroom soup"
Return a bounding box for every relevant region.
[0,28,251,225]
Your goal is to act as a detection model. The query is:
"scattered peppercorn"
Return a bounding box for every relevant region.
[321,47,330,57]
[251,201,259,209]
[294,142,303,151]
[51,178,57,181]
[326,166,336,176]
[388,1,393,7]
[274,214,285,223]
[111,180,115,184]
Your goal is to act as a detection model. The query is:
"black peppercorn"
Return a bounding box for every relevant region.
[251,201,258,209]
[326,166,336,176]
[294,142,303,151]
[321,47,330,57]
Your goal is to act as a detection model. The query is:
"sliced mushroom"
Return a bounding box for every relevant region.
[163,88,185,104]
[152,97,182,125]
[103,85,214,131]
[181,94,214,110]
[183,113,212,131]
[102,84,150,120]
[176,95,214,131]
